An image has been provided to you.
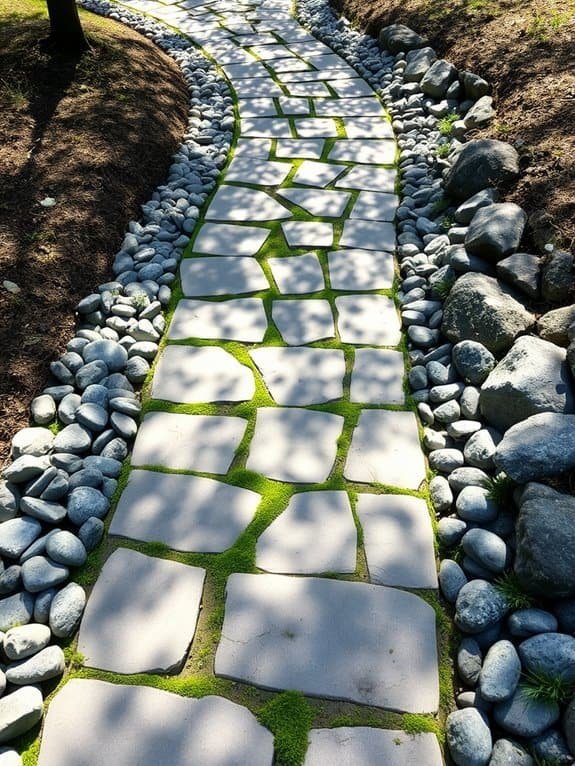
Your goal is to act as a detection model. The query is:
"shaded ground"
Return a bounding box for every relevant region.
[332,0,575,250]
[0,0,188,465]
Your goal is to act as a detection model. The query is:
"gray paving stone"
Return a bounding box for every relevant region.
[169,298,268,342]
[246,408,343,482]
[272,299,335,345]
[336,166,397,193]
[241,116,293,137]
[180,256,269,296]
[206,186,291,221]
[275,138,325,159]
[340,219,396,251]
[235,79,285,99]
[256,491,356,573]
[330,77,377,97]
[291,160,346,187]
[315,98,385,117]
[234,138,273,158]
[250,347,345,405]
[328,140,396,166]
[270,59,313,74]
[215,573,439,712]
[349,190,398,221]
[223,62,269,79]
[78,548,205,673]
[304,728,443,765]
[287,40,331,56]
[278,97,311,115]
[294,118,339,138]
[342,117,395,139]
[345,410,427,489]
[248,44,293,60]
[224,157,291,186]
[327,248,395,291]
[335,295,401,345]
[131,411,246,473]
[151,345,254,403]
[193,223,270,256]
[285,81,332,97]
[268,253,325,294]
[279,68,357,83]
[277,188,351,217]
[305,54,355,71]
[281,221,333,248]
[37,680,274,766]
[350,348,405,404]
[358,494,438,588]
[111,470,260,552]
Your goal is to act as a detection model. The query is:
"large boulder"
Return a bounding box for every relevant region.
[514,483,575,599]
[480,336,575,431]
[444,140,520,201]
[442,273,534,355]
[465,204,527,262]
[420,59,458,99]
[496,253,541,299]
[537,305,575,347]
[494,413,575,483]
[542,249,574,303]
[403,47,436,82]
[378,24,426,53]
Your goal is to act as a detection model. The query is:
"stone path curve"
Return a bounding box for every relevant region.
[36,0,444,763]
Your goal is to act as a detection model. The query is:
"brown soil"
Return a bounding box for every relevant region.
[0,0,188,466]
[332,0,575,251]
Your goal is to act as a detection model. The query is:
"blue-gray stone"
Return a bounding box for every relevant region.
[428,448,464,473]
[58,393,82,425]
[49,582,86,638]
[465,203,527,262]
[0,566,21,596]
[110,411,137,440]
[488,739,533,766]
[100,438,128,461]
[462,556,495,581]
[446,708,492,766]
[439,559,467,603]
[453,340,496,385]
[6,645,65,685]
[82,456,122,478]
[464,428,500,471]
[33,588,56,624]
[438,516,468,547]
[67,487,109,526]
[2,455,50,484]
[531,729,572,765]
[457,637,482,686]
[109,397,141,417]
[555,600,575,634]
[91,429,115,454]
[40,472,69,502]
[479,640,521,702]
[19,529,60,563]
[456,486,498,523]
[494,687,559,737]
[45,532,87,567]
[75,403,108,432]
[21,556,69,593]
[75,360,109,390]
[0,591,34,631]
[101,477,117,499]
[53,424,92,454]
[20,497,67,524]
[508,609,558,638]
[50,360,75,385]
[77,293,101,314]
[82,340,128,372]
[78,517,105,552]
[0,518,42,559]
[449,467,491,492]
[11,427,54,458]
[59,351,84,374]
[43,384,74,401]
[102,373,133,392]
[519,633,575,682]
[24,467,57,498]
[456,579,509,634]
[68,468,103,491]
[0,481,19,522]
[462,529,507,574]
[125,356,150,384]
[50,453,83,473]
[80,384,109,407]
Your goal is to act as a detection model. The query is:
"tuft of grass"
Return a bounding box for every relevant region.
[486,473,516,509]
[402,713,442,738]
[521,669,575,706]
[438,112,459,136]
[526,7,572,40]
[494,572,534,610]
[435,142,451,158]
[258,691,314,766]
[432,275,455,299]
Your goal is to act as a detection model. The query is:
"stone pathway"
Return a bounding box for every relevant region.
[36,0,442,763]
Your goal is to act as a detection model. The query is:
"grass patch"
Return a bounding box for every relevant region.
[521,669,575,705]
[494,572,534,610]
[438,112,459,136]
[258,692,314,766]
[486,472,516,510]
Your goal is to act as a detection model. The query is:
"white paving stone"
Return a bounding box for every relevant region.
[111,470,260,553]
[358,494,438,588]
[278,96,311,115]
[268,253,325,294]
[151,345,255,403]
[275,138,325,159]
[328,140,396,165]
[279,68,357,83]
[304,728,443,766]
[237,98,278,117]
[291,160,346,187]
[350,348,405,404]
[305,53,355,70]
[246,408,343,482]
[277,187,350,217]
[234,138,273,158]
[349,190,398,221]
[327,249,395,291]
[330,77,376,98]
[193,222,270,256]
[294,117,339,138]
[336,166,397,193]
[250,347,345,405]
[272,299,335,345]
[315,98,384,117]
[341,116,395,139]
[270,58,312,74]
[180,256,269,296]
[241,116,293,136]
[222,61,269,79]
[248,44,293,60]
[256,491,356,574]
[215,573,439,712]
[78,548,205,674]
[206,185,291,220]
[281,221,333,248]
[339,219,396,251]
[169,298,268,343]
[345,410,427,489]
[335,295,401,345]
[38,681,274,766]
[287,40,331,56]
[131,411,246,473]
[225,157,291,186]
[285,81,332,97]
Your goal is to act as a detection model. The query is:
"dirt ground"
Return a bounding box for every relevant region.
[0,0,188,465]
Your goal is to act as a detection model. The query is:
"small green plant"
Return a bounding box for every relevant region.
[486,472,515,509]
[433,275,455,299]
[258,691,313,766]
[440,214,455,233]
[522,669,575,706]
[435,143,451,158]
[438,112,459,137]
[494,572,534,610]
[402,713,441,737]
[527,8,571,40]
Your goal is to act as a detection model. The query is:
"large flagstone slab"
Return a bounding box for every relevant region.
[38,681,274,766]
[131,411,246,473]
[349,190,398,221]
[206,186,291,220]
[335,295,401,346]
[345,410,427,489]
[357,494,438,588]
[330,77,377,97]
[215,573,439,712]
[293,117,339,137]
[246,408,343,482]
[304,728,443,766]
[111,470,260,552]
[328,140,396,166]
[250,347,345,405]
[268,253,325,294]
[151,345,254,403]
[234,138,273,158]
[281,221,333,248]
[272,299,335,345]
[78,549,205,674]
[224,157,291,186]
[291,160,346,187]
[235,80,286,99]
[169,298,268,343]
[339,219,396,251]
[350,348,405,404]
[256,491,356,573]
[277,187,350,217]
[314,98,384,117]
[341,117,395,139]
[241,116,293,137]
[180,256,269,296]
[285,81,332,97]
[335,166,396,193]
[327,248,394,291]
[278,96,312,115]
[193,223,270,256]
[275,138,325,159]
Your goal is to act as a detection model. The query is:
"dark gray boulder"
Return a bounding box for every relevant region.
[465,204,527,262]
[519,632,575,682]
[461,71,490,100]
[452,340,496,385]
[542,249,574,304]
[496,253,540,299]
[403,46,436,82]
[420,59,458,99]
[444,140,520,201]
[378,24,427,53]
[563,697,575,758]
[454,188,499,225]
[446,708,492,766]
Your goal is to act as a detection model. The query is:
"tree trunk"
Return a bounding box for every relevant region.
[45,0,89,53]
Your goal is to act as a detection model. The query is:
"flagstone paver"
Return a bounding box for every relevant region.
[268,253,325,294]
[277,187,351,217]
[272,298,335,345]
[328,140,397,165]
[327,248,395,290]
[335,294,401,345]
[336,165,397,193]
[192,222,270,255]
[275,138,325,158]
[180,255,269,296]
[291,160,346,187]
[206,186,292,220]
[169,298,268,342]
[281,220,333,248]
[350,348,405,404]
[339,219,396,251]
[349,190,398,221]
[224,157,292,186]
[304,728,443,765]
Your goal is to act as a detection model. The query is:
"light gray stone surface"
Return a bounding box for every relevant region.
[277,187,350,217]
[335,166,396,193]
[304,728,443,765]
[111,470,260,552]
[268,253,325,294]
[349,190,398,221]
[339,220,396,252]
[206,185,291,221]
[78,548,205,674]
[0,686,43,745]
[169,298,268,342]
[37,681,274,766]
[272,299,335,345]
[335,295,401,345]
[329,141,396,165]
[281,221,334,248]
[180,257,269,297]
[350,349,405,404]
[192,223,270,256]
[215,573,439,712]
[328,248,394,290]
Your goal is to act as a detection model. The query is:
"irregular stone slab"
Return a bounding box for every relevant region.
[286,81,332,97]
[272,299,335,345]
[268,253,325,294]
[291,160,346,187]
[339,219,395,251]
[131,411,246,474]
[342,116,395,139]
[294,117,339,137]
[329,140,395,166]
[278,96,312,115]
[246,408,343,483]
[277,187,350,217]
[304,727,443,765]
[256,491,356,574]
[237,97,279,117]
[241,116,292,137]
[275,138,325,159]
[216,573,438,712]
[330,77,377,97]
[205,186,291,221]
[357,494,437,588]
[152,345,254,404]
[349,190,398,221]
[192,223,270,256]
[37,680,274,766]
[180,256,269,297]
[335,295,401,345]
[234,138,273,158]
[0,686,43,745]
[314,98,384,118]
[224,158,291,186]
[350,348,405,404]
[444,139,520,200]
[345,410,426,489]
[111,470,260,553]
[281,221,333,248]
[169,298,268,342]
[335,166,396,193]
[328,249,394,290]
[78,548,205,674]
[250,347,345,405]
